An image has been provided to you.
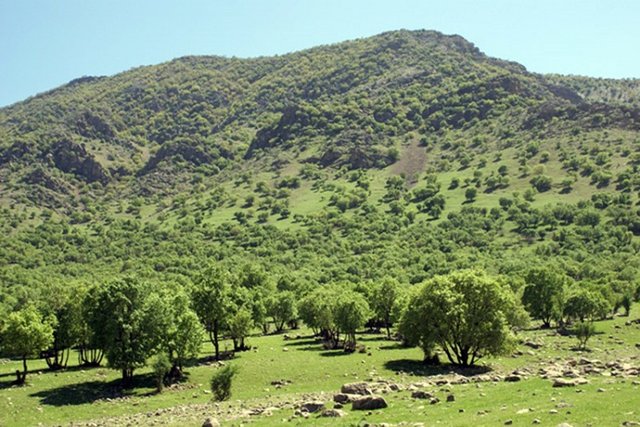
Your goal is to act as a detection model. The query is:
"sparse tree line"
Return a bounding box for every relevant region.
[2,262,637,387]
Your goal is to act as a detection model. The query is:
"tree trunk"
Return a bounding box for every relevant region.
[15,356,28,384]
[213,322,220,360]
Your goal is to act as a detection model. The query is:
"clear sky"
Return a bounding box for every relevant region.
[1,0,638,107]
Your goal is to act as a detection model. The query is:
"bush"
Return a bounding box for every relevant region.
[151,353,172,392]
[575,321,596,350]
[210,365,238,401]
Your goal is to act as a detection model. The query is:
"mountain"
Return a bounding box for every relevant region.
[0,29,639,295]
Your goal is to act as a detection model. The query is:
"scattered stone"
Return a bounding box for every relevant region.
[429,397,440,405]
[552,378,588,388]
[320,408,345,417]
[411,390,434,399]
[300,401,325,413]
[597,388,606,392]
[517,408,531,414]
[351,396,388,410]
[202,418,220,427]
[533,419,541,424]
[524,341,543,349]
[447,394,455,402]
[341,382,372,395]
[505,420,513,425]
[334,393,356,404]
[549,409,558,414]
[505,375,522,382]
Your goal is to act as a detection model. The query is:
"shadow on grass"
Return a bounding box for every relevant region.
[384,359,493,377]
[29,372,157,406]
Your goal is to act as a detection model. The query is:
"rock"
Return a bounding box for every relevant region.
[341,382,372,395]
[517,408,530,414]
[447,394,455,402]
[300,401,325,413]
[320,408,345,417]
[504,375,522,382]
[429,397,440,405]
[524,341,543,349]
[557,424,574,427]
[351,396,388,410]
[334,393,356,404]
[533,419,541,424]
[202,418,220,427]
[553,378,588,387]
[549,409,558,414]
[505,420,513,425]
[411,390,434,399]
[597,388,606,392]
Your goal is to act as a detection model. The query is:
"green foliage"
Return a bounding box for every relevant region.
[0,305,54,383]
[574,321,596,350]
[228,308,253,351]
[151,353,172,392]
[400,270,519,366]
[86,278,163,385]
[522,267,567,328]
[564,288,611,322]
[210,364,238,401]
[191,266,233,359]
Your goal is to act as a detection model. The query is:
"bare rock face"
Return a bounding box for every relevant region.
[51,139,110,184]
[351,395,387,410]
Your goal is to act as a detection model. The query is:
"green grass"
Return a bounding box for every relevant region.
[2,306,640,426]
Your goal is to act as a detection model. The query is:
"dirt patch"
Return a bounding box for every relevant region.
[391,141,427,186]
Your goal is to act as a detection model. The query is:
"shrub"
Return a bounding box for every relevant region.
[210,365,238,401]
[151,353,172,392]
[575,321,596,350]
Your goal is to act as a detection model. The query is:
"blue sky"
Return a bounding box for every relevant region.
[1,0,638,107]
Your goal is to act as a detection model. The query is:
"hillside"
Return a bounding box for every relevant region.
[1,28,640,427]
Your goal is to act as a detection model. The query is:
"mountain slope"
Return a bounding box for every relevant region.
[0,29,638,298]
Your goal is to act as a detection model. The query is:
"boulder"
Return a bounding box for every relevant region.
[351,396,388,410]
[334,393,357,404]
[504,375,522,382]
[300,401,325,413]
[341,382,372,395]
[411,390,434,399]
[202,418,220,427]
[320,408,345,417]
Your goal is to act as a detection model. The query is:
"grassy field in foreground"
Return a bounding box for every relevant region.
[1,306,639,426]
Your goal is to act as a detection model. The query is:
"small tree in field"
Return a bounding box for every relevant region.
[1,305,54,384]
[210,365,238,401]
[575,321,596,350]
[228,308,253,351]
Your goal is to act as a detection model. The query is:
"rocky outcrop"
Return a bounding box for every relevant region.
[75,111,115,140]
[139,142,217,175]
[51,140,110,184]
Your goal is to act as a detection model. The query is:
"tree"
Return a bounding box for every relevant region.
[522,267,566,328]
[266,291,297,332]
[228,308,253,351]
[564,288,610,322]
[400,270,519,366]
[370,277,402,338]
[191,266,232,360]
[464,187,477,203]
[40,283,83,370]
[0,305,54,384]
[86,278,162,386]
[156,288,204,372]
[334,291,370,351]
